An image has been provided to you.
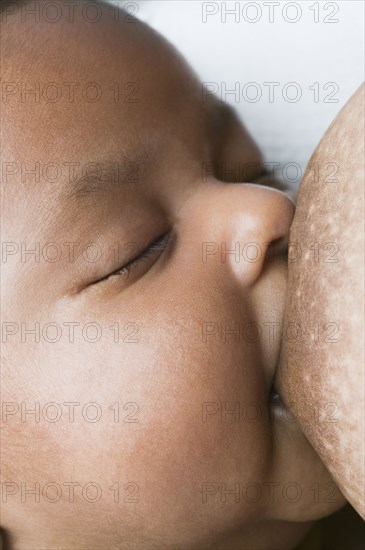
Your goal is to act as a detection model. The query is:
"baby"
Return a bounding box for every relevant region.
[0,0,363,548]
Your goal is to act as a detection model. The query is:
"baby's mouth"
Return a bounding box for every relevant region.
[268,338,290,413]
[268,386,286,408]
[268,382,293,420]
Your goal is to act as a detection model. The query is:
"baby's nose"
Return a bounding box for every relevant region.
[224,183,295,287]
[180,180,295,287]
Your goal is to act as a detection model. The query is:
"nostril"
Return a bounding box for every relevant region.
[265,236,289,263]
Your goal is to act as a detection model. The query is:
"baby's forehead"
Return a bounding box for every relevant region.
[2,2,211,120]
[1,0,208,107]
[1,3,155,79]
[1,9,210,182]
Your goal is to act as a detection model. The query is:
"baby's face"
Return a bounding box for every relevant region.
[0,3,344,548]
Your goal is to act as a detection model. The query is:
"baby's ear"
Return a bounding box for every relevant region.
[208,99,264,182]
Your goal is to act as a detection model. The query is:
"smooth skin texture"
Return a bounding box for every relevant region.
[0,2,345,549]
[276,83,365,519]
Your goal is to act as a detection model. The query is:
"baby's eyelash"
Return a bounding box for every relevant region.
[105,233,170,281]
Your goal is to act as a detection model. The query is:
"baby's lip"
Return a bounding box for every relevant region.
[268,341,283,399]
[268,389,285,407]
[268,333,291,411]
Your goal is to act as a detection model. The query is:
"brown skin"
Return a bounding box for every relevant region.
[276,83,364,520]
[0,2,345,549]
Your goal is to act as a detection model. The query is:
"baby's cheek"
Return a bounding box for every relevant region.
[1,315,273,546]
[67,335,271,539]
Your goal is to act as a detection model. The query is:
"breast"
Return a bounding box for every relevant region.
[275,83,365,518]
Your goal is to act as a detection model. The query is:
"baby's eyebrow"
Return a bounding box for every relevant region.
[58,155,141,205]
[42,148,148,235]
